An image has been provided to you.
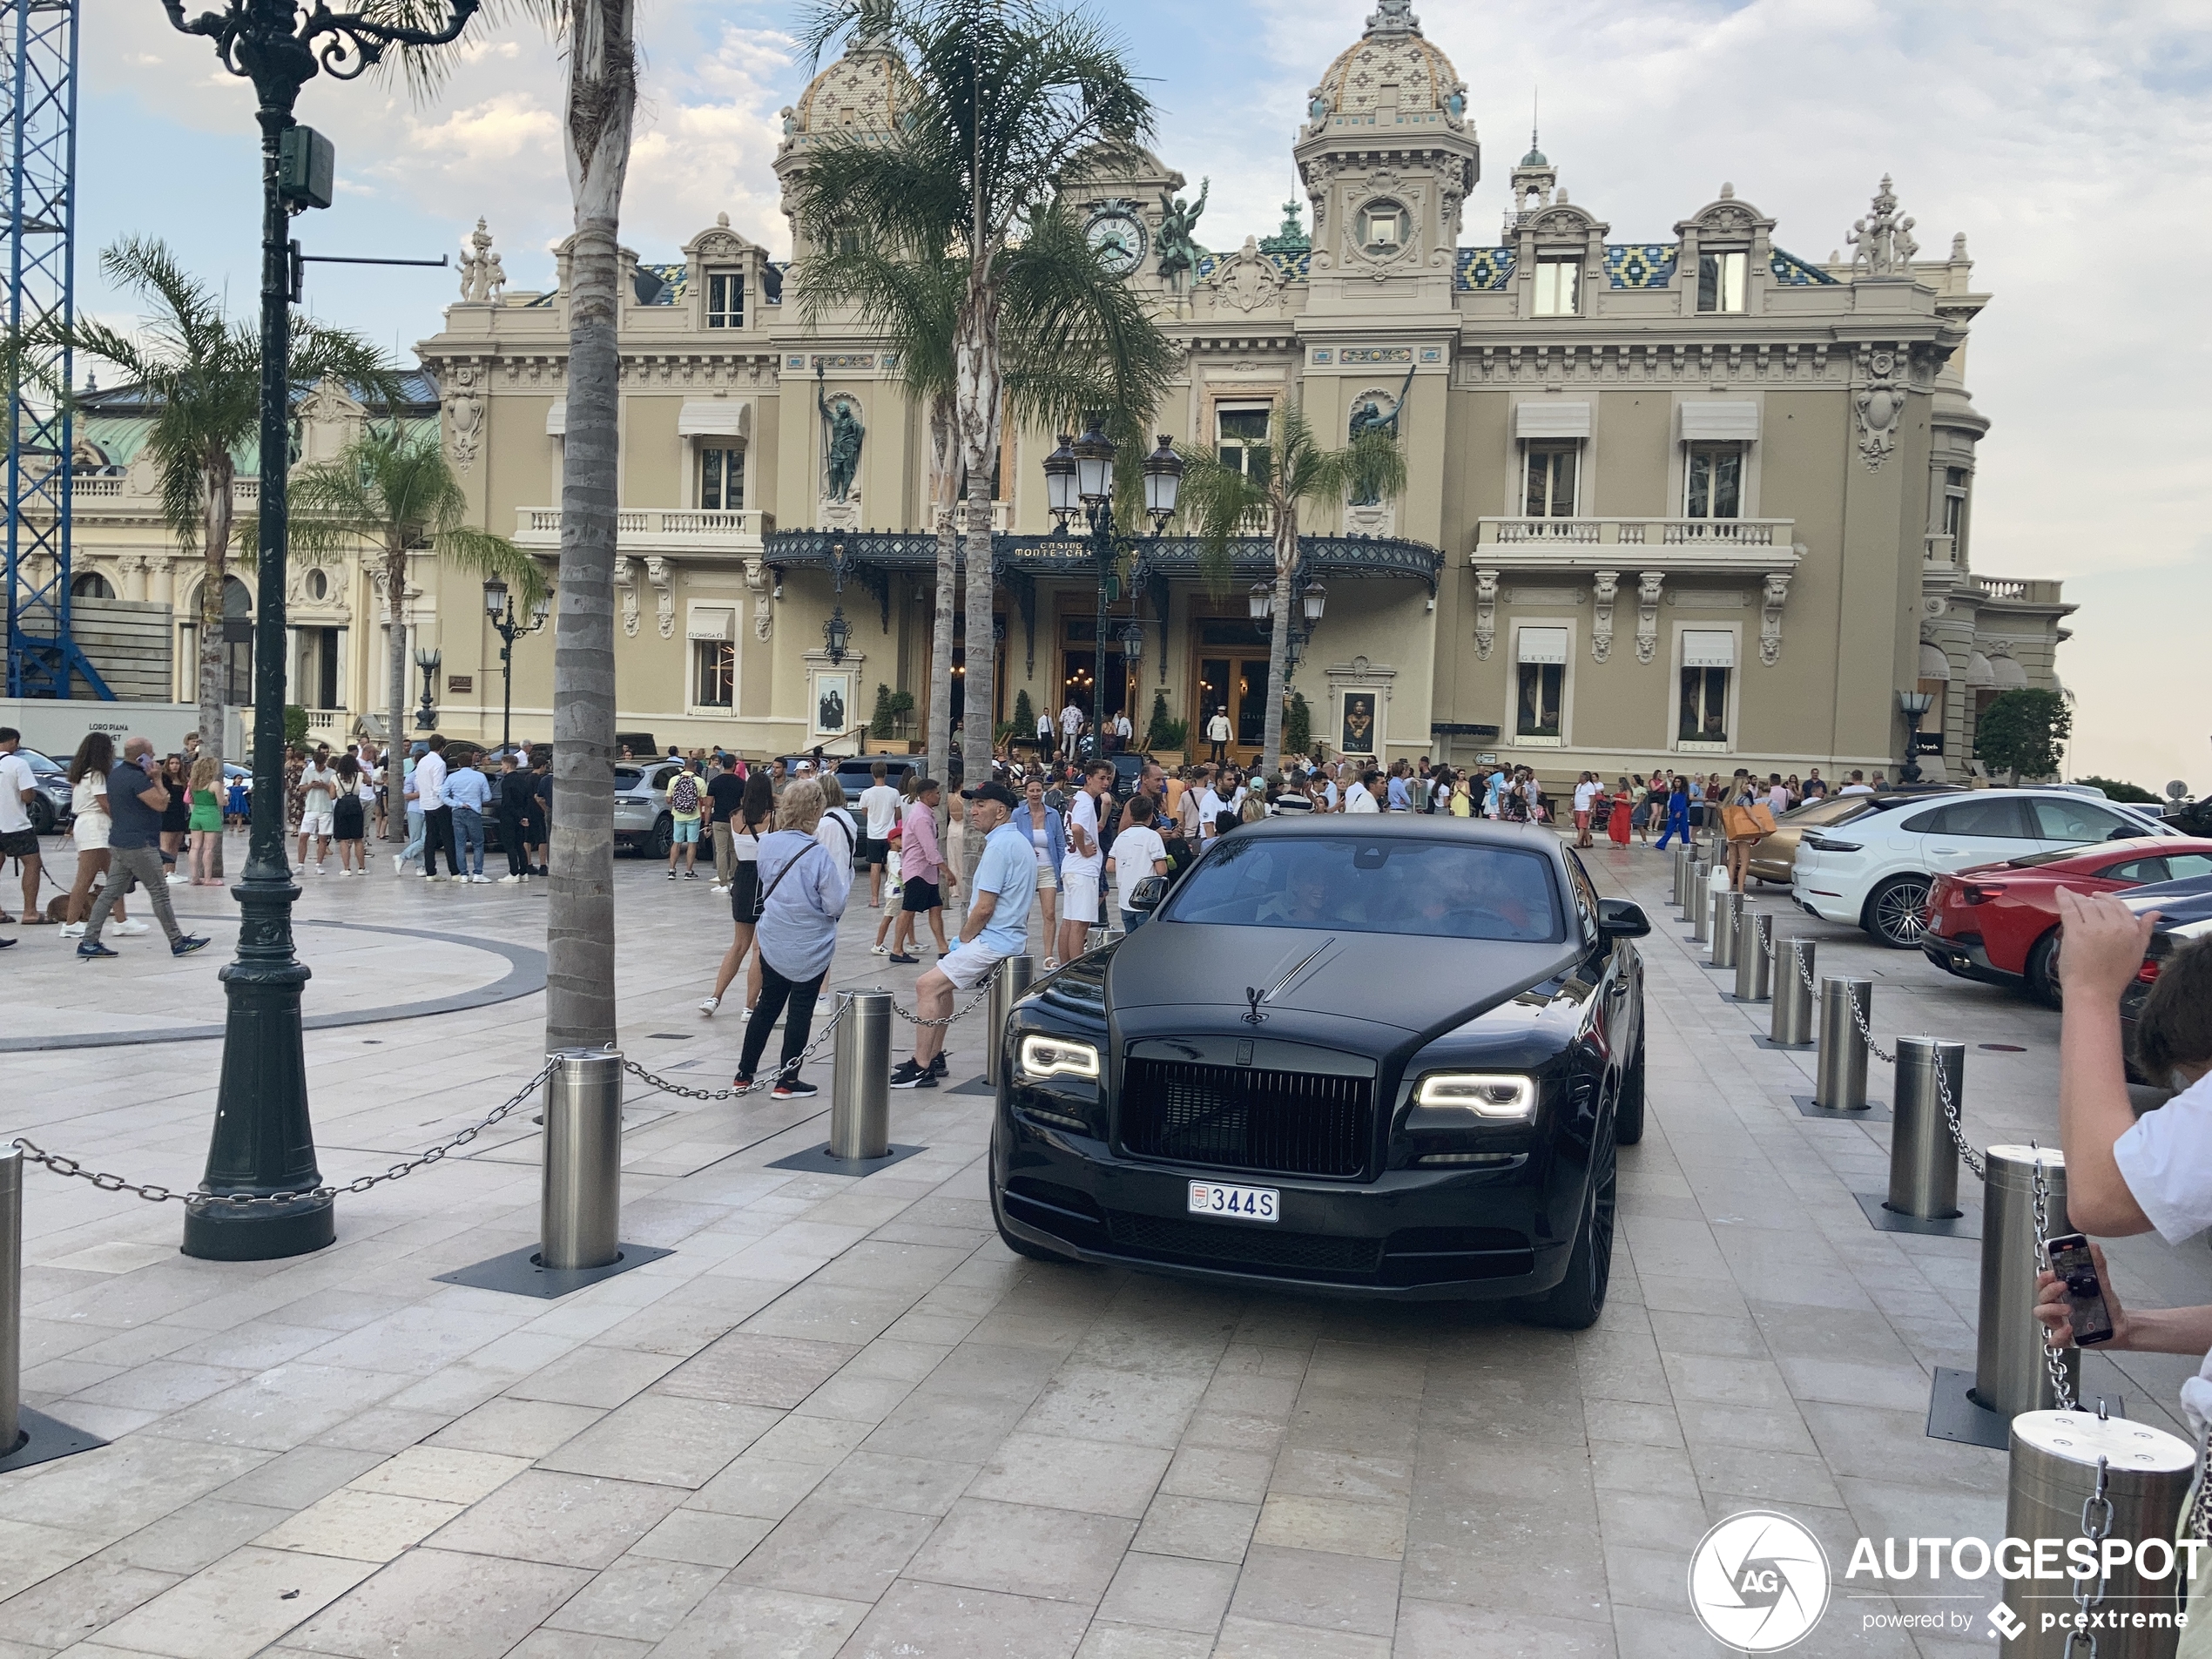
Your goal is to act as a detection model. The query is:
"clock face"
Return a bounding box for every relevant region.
[1087,211,1146,277]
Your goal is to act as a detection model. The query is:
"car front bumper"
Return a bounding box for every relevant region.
[993,1096,1578,1303]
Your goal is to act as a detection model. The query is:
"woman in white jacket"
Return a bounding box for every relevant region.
[732,779,853,1099]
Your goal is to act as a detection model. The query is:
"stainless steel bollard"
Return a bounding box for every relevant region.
[541,1049,623,1271]
[1735,911,1772,1002]
[1887,1038,1966,1221]
[1771,939,1817,1043]
[1710,892,1743,968]
[1690,864,1714,941]
[981,957,1038,1088]
[1,1144,20,1455]
[1973,1145,2081,1419]
[1814,976,1872,1109]
[830,990,894,1160]
[1672,848,1694,913]
[2002,1411,2194,1658]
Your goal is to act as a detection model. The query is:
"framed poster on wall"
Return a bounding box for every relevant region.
[1339,691,1379,757]
[813,671,851,738]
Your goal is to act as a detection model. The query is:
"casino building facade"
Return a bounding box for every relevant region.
[64,0,2071,779]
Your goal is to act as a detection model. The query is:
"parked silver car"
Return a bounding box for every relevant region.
[613,759,685,858]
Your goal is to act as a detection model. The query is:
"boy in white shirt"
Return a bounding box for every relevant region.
[1107,793,1170,934]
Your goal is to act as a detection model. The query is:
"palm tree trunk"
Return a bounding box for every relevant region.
[926,394,955,786]
[954,285,1001,802]
[383,539,408,842]
[198,457,233,770]
[1262,505,1294,772]
[546,0,637,1053]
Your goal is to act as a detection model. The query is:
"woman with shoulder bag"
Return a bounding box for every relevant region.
[58,732,132,934]
[732,779,853,1098]
[1018,776,1065,967]
[701,772,776,1017]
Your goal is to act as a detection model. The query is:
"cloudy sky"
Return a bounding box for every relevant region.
[84,0,2211,792]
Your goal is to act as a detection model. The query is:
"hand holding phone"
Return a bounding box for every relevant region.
[2044,1232,2118,1345]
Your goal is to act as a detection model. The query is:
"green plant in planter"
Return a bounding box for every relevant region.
[1285,690,1312,759]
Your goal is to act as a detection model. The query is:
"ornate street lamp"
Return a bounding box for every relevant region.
[413,645,442,732]
[1042,435,1077,523]
[165,0,487,1262]
[1248,581,1272,623]
[485,577,550,752]
[1044,425,1178,753]
[824,605,851,665]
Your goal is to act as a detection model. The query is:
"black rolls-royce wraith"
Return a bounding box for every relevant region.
[990,817,1650,1328]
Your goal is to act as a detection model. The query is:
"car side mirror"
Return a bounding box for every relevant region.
[1598,898,1650,939]
[1128,875,1168,913]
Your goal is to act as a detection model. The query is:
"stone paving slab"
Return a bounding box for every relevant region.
[3,833,2204,1656]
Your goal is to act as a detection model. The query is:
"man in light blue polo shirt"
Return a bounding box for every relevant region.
[892,780,1035,1089]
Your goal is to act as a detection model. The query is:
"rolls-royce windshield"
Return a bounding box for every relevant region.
[1160,834,1563,943]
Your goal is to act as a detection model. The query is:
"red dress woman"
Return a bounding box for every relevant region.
[1607,782,1634,846]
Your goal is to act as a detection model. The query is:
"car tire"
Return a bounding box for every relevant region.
[27,794,53,834]
[1521,1117,1615,1331]
[647,813,674,860]
[1865,873,1933,949]
[1614,1038,1646,1148]
[2027,929,2063,1009]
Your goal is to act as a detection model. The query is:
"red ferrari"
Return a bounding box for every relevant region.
[1923,836,2212,1004]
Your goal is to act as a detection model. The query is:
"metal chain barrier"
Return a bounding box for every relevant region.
[623,1000,849,1099]
[888,970,1001,1029]
[2067,1451,2114,1657]
[11,1054,563,1209]
[2031,1143,2080,1415]
[1792,945,1988,1177]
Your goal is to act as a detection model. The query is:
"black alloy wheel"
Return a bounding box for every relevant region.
[2026,929,2063,1009]
[27,794,54,834]
[1614,1035,1647,1147]
[1521,1116,1617,1330]
[647,813,675,860]
[1866,873,1933,949]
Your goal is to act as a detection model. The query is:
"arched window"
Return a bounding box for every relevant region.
[71,570,113,599]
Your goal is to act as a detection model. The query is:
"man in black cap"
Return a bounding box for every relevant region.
[892,780,1033,1089]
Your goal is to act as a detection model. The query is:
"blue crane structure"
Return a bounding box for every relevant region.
[3,0,108,699]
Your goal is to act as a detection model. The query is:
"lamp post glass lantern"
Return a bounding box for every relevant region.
[486,579,548,753]
[1045,427,1180,752]
[163,0,487,1262]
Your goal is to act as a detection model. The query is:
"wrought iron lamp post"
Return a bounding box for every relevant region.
[1044,425,1181,756]
[484,577,550,752]
[1251,569,1327,683]
[165,0,484,1261]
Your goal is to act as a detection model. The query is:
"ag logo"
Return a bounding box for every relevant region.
[1687,1510,1831,1652]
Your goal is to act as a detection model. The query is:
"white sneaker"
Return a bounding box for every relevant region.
[711,884,729,894]
[423,873,442,880]
[58,921,84,937]
[113,920,151,936]
[698,995,719,1015]
[165,873,188,886]
[498,873,521,884]
[391,854,403,875]
[871,943,891,955]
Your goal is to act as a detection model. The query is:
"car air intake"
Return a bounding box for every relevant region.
[1106,1211,1385,1275]
[1119,1058,1373,1180]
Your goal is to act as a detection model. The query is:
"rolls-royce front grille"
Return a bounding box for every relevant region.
[1118,1058,1373,1179]
[1106,1211,1385,1274]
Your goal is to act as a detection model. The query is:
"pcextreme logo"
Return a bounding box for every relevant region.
[1688,1511,1832,1652]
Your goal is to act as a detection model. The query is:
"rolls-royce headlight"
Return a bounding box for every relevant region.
[1414,1073,1537,1119]
[1017,1035,1100,1083]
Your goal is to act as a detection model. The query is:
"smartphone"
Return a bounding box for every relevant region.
[2045,1233,2117,1345]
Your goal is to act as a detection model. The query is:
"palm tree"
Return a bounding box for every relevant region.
[288,428,546,839]
[795,0,1164,792]
[1178,404,1407,769]
[39,237,397,768]
[796,251,965,786]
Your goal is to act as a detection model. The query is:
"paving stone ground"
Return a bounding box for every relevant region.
[3,828,2205,1657]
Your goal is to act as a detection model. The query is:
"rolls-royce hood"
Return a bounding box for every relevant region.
[1103,921,1578,1035]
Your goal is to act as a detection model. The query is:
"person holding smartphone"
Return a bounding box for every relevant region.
[2035,890,2212,1380]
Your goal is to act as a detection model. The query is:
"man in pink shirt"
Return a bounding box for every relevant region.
[889,778,955,964]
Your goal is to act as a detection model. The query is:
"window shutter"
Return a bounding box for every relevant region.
[1678,401,1760,441]
[686,605,735,642]
[1516,626,1569,664]
[1514,401,1592,439]
[1683,631,1736,668]
[678,400,749,437]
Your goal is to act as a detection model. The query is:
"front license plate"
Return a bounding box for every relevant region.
[1188,1181,1278,1223]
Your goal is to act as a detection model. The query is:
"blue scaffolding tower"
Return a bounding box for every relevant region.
[3,0,106,699]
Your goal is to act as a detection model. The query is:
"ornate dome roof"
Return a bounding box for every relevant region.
[787,38,907,142]
[1312,0,1467,127]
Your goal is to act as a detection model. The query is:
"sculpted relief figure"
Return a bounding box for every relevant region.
[458,219,506,304]
[1156,179,1209,285]
[817,362,865,502]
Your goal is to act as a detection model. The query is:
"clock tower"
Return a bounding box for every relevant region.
[1292,0,1477,317]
